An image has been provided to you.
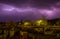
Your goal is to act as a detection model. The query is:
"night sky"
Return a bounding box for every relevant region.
[0,0,60,22]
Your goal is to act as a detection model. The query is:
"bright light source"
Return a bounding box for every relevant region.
[36,20,43,26]
[36,20,43,23]
[35,20,47,26]
[24,22,30,26]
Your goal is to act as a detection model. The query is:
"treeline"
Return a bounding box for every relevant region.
[0,18,60,27]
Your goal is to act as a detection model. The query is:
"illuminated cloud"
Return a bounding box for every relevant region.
[39,9,53,14]
[15,7,35,12]
[3,7,15,11]
[2,5,15,11]
[0,3,60,21]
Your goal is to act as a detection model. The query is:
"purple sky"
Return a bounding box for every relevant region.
[0,0,60,22]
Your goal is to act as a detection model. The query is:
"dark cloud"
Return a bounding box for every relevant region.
[0,0,60,8]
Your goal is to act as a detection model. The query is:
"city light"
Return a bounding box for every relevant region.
[24,22,31,26]
[35,20,44,26]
